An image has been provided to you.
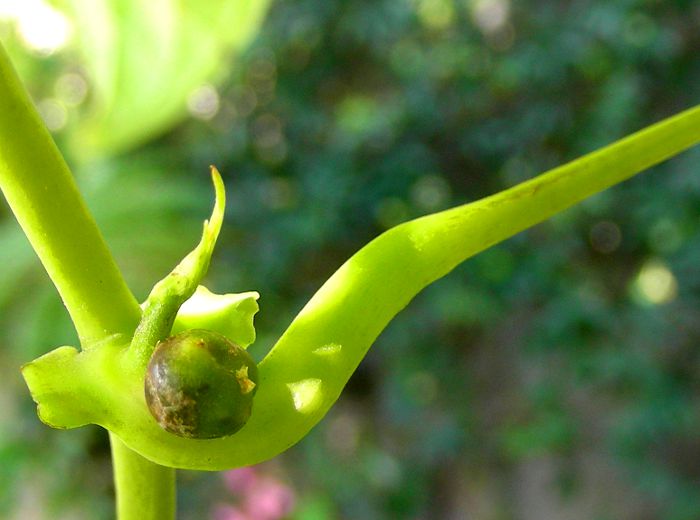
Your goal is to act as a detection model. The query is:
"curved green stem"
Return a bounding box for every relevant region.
[110,434,176,520]
[0,43,140,344]
[86,103,700,470]
[0,42,170,520]
[128,167,225,367]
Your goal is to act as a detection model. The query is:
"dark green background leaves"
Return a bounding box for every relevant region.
[1,0,699,518]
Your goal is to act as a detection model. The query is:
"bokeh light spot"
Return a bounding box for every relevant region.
[252,113,283,148]
[233,87,258,118]
[469,0,510,34]
[633,259,678,305]
[37,99,67,131]
[252,114,287,165]
[365,450,402,490]
[0,0,72,55]
[411,174,451,212]
[187,84,220,120]
[54,73,88,107]
[336,95,381,136]
[417,0,455,30]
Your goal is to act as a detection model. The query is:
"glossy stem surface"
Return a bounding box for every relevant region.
[0,41,172,520]
[111,434,176,520]
[0,42,140,344]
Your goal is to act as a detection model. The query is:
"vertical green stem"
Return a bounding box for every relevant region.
[110,434,176,520]
[0,43,174,519]
[0,42,140,344]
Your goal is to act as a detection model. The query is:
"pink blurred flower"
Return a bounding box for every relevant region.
[224,467,258,494]
[244,477,296,520]
[216,466,296,520]
[213,504,249,520]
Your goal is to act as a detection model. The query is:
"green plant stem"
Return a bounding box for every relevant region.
[0,42,174,519]
[0,42,140,344]
[128,167,225,369]
[110,434,176,520]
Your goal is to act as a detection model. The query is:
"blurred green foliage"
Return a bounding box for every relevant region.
[1,0,700,518]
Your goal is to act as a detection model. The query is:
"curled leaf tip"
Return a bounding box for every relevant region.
[128,167,228,365]
[205,166,225,240]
